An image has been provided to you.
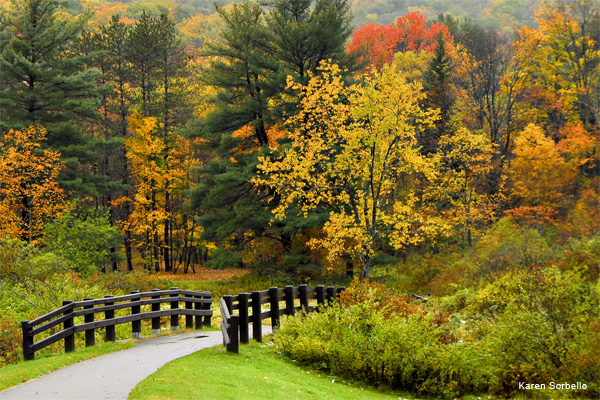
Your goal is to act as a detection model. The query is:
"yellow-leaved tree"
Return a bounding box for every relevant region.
[430,128,498,248]
[125,112,166,271]
[255,63,443,278]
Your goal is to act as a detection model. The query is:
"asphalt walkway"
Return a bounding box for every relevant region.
[0,328,268,400]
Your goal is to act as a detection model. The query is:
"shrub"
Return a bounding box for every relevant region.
[42,206,124,276]
[468,266,599,398]
[0,309,22,366]
[274,279,493,397]
[555,233,600,281]
[469,218,557,279]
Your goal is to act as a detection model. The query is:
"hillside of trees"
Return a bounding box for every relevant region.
[0,0,598,397]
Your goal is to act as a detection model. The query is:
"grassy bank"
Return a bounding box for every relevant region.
[0,341,135,392]
[129,339,419,400]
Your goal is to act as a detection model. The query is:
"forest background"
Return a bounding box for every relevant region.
[0,0,598,398]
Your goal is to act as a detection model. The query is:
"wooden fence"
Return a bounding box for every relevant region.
[220,284,345,353]
[21,288,213,360]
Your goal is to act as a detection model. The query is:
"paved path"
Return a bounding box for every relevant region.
[0,328,269,400]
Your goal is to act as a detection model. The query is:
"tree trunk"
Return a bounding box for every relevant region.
[151,180,160,272]
[108,195,118,272]
[20,194,30,242]
[164,188,171,272]
[360,253,371,279]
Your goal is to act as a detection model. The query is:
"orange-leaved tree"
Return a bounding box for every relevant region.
[347,11,453,70]
[505,123,578,224]
[514,1,599,135]
[0,126,65,241]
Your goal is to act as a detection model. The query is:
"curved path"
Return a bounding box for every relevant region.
[0,328,270,400]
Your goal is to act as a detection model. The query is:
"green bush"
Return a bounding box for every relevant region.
[42,206,124,276]
[0,238,108,364]
[275,273,598,398]
[469,218,557,279]
[274,280,494,397]
[0,309,22,366]
[468,266,599,398]
[555,233,600,281]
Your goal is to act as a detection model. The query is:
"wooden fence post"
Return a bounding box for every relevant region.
[299,284,309,312]
[251,291,262,342]
[326,287,335,305]
[222,296,238,345]
[316,285,325,310]
[185,294,193,329]
[104,295,115,342]
[194,293,202,329]
[131,291,142,339]
[84,297,95,347]
[202,294,212,327]
[151,289,161,335]
[284,286,295,316]
[337,287,345,298]
[228,315,239,353]
[63,300,75,353]
[170,287,179,332]
[21,320,34,361]
[238,293,249,344]
[269,287,280,329]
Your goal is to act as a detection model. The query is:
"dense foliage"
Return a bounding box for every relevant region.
[0,0,598,397]
[275,273,599,398]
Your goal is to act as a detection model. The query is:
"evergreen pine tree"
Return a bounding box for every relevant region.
[267,0,353,117]
[80,15,134,271]
[421,33,454,154]
[191,0,353,276]
[200,1,277,147]
[0,0,103,195]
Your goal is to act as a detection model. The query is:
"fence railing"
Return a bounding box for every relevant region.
[220,284,345,353]
[21,288,213,360]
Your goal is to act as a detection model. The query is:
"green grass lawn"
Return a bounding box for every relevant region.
[0,341,135,392]
[129,339,420,400]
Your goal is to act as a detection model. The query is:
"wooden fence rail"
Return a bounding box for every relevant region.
[21,288,213,361]
[220,284,344,353]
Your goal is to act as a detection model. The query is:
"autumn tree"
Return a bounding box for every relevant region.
[178,13,224,49]
[451,21,531,195]
[125,113,165,271]
[514,0,599,135]
[193,0,354,274]
[347,11,452,70]
[505,123,579,223]
[255,63,442,278]
[430,128,497,247]
[115,12,191,272]
[154,13,191,272]
[0,126,65,241]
